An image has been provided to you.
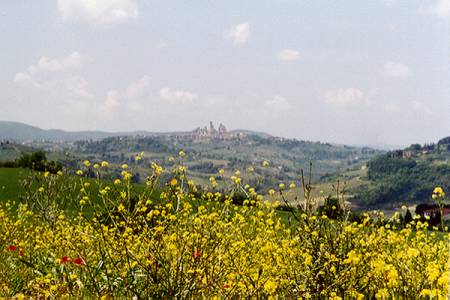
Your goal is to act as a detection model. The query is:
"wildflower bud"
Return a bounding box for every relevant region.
[73,257,85,266]
[7,245,17,252]
[59,256,71,264]
[193,250,201,259]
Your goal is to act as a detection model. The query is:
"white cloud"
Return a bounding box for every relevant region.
[382,0,397,6]
[264,95,292,111]
[383,61,412,78]
[14,52,83,83]
[13,52,84,90]
[411,100,432,115]
[278,49,301,61]
[65,76,94,99]
[29,52,82,74]
[99,90,121,118]
[324,88,366,106]
[13,72,42,89]
[383,103,399,113]
[224,23,251,45]
[97,76,152,118]
[426,0,450,18]
[159,87,197,104]
[125,75,151,98]
[57,0,139,26]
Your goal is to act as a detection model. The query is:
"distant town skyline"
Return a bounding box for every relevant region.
[0,0,449,146]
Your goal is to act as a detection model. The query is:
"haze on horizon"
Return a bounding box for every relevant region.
[0,0,449,146]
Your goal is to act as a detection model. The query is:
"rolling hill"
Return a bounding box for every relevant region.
[350,138,450,209]
[0,121,384,200]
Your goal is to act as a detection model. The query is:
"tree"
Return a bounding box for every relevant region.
[404,209,412,224]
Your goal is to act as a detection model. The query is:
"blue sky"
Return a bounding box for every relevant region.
[0,0,449,145]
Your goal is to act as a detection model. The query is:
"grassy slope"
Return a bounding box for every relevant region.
[0,168,31,201]
[279,167,369,206]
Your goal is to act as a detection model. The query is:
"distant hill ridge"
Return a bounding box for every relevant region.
[0,121,120,142]
[0,121,271,142]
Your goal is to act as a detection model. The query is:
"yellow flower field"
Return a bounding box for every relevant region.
[0,159,448,299]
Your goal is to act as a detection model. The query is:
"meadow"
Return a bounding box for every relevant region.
[0,168,30,202]
[0,154,449,298]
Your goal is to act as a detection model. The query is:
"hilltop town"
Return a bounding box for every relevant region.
[189,122,245,140]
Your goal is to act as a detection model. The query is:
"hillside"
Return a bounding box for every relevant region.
[71,133,381,191]
[0,121,383,195]
[0,141,38,161]
[351,138,450,209]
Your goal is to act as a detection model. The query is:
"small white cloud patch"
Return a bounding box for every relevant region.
[426,0,450,18]
[65,76,94,99]
[324,88,366,106]
[383,103,399,113]
[29,52,82,74]
[125,75,151,98]
[57,0,139,26]
[278,49,301,61]
[224,23,251,45]
[383,61,412,78]
[13,52,83,89]
[159,88,197,104]
[411,100,432,115]
[264,95,292,111]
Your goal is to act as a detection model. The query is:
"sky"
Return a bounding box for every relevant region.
[0,0,449,146]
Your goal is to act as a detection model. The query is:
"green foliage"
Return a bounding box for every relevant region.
[355,150,450,208]
[14,152,62,174]
[317,196,345,220]
[367,154,416,180]
[73,135,381,192]
[0,151,63,174]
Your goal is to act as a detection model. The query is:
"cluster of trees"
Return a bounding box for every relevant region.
[0,151,62,173]
[367,155,417,180]
[189,162,224,173]
[75,137,169,154]
[405,137,450,153]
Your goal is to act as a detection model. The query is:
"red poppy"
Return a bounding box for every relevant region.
[223,284,230,289]
[7,245,17,252]
[19,250,25,257]
[193,250,201,259]
[73,257,85,265]
[60,256,71,264]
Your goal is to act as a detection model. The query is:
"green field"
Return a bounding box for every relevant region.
[0,168,31,201]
